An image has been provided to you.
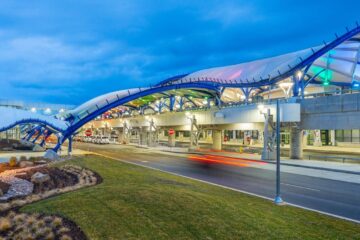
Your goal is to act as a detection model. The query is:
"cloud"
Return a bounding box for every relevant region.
[0,0,359,105]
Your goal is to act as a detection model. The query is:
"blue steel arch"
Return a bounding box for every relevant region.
[0,119,67,134]
[53,82,220,151]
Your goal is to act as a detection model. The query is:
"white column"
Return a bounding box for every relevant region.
[212,130,222,151]
[313,130,322,147]
[168,132,176,147]
[330,130,336,146]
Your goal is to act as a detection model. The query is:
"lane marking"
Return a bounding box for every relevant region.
[88,151,360,224]
[281,183,321,192]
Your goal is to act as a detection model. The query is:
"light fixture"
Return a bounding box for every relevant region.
[30,107,36,113]
[59,108,65,113]
[296,71,303,80]
[44,108,52,114]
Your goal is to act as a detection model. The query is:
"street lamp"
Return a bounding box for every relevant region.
[275,100,283,205]
[258,102,283,205]
[278,82,293,98]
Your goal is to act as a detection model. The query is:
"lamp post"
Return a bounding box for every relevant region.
[258,101,283,205]
[274,99,283,205]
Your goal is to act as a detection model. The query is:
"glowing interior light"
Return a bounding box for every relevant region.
[257,104,265,111]
[185,111,191,117]
[44,108,52,114]
[30,107,36,113]
[296,71,303,80]
[59,108,65,113]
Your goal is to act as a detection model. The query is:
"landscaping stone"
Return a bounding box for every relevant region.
[32,144,45,152]
[0,175,33,201]
[34,160,47,165]
[19,161,34,168]
[31,172,50,184]
[44,149,60,161]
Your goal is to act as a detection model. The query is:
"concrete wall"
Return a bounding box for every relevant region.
[301,93,360,130]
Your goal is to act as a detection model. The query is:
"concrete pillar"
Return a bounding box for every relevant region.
[302,130,309,146]
[330,130,336,146]
[313,130,322,147]
[139,128,147,145]
[178,131,184,141]
[289,127,303,159]
[212,130,222,151]
[258,130,264,145]
[168,132,176,147]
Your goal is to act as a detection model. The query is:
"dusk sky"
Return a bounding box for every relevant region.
[1,0,359,105]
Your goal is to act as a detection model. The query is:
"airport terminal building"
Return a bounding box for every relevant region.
[1,24,360,160]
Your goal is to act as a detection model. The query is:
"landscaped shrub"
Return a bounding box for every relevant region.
[0,211,83,239]
[8,156,17,167]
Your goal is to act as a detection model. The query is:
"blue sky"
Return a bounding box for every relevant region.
[0,0,359,105]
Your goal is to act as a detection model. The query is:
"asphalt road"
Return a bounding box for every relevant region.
[75,142,360,222]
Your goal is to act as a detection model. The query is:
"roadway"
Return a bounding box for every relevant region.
[74,142,360,222]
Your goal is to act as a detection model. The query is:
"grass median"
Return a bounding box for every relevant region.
[21,155,360,239]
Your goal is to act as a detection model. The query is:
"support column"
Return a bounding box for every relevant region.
[258,130,264,145]
[212,130,222,151]
[313,130,322,147]
[330,130,336,146]
[168,132,176,147]
[289,127,303,159]
[178,131,184,141]
[139,127,147,146]
[68,136,73,156]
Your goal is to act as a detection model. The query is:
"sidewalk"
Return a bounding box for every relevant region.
[0,148,90,163]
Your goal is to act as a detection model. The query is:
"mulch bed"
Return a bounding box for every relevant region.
[15,166,79,194]
[0,180,10,194]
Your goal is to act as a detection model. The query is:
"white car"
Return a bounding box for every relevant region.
[100,137,110,144]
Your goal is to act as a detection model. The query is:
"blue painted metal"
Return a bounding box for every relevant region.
[0,119,65,135]
[53,82,220,151]
[26,126,42,141]
[40,130,52,147]
[32,128,44,143]
[169,95,176,112]
[241,87,254,103]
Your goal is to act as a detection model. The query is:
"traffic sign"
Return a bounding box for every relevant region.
[168,129,175,135]
[85,129,92,136]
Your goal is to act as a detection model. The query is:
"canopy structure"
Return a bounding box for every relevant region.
[0,107,69,133]
[1,24,360,153]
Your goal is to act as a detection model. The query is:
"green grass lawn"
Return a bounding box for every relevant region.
[21,155,360,240]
